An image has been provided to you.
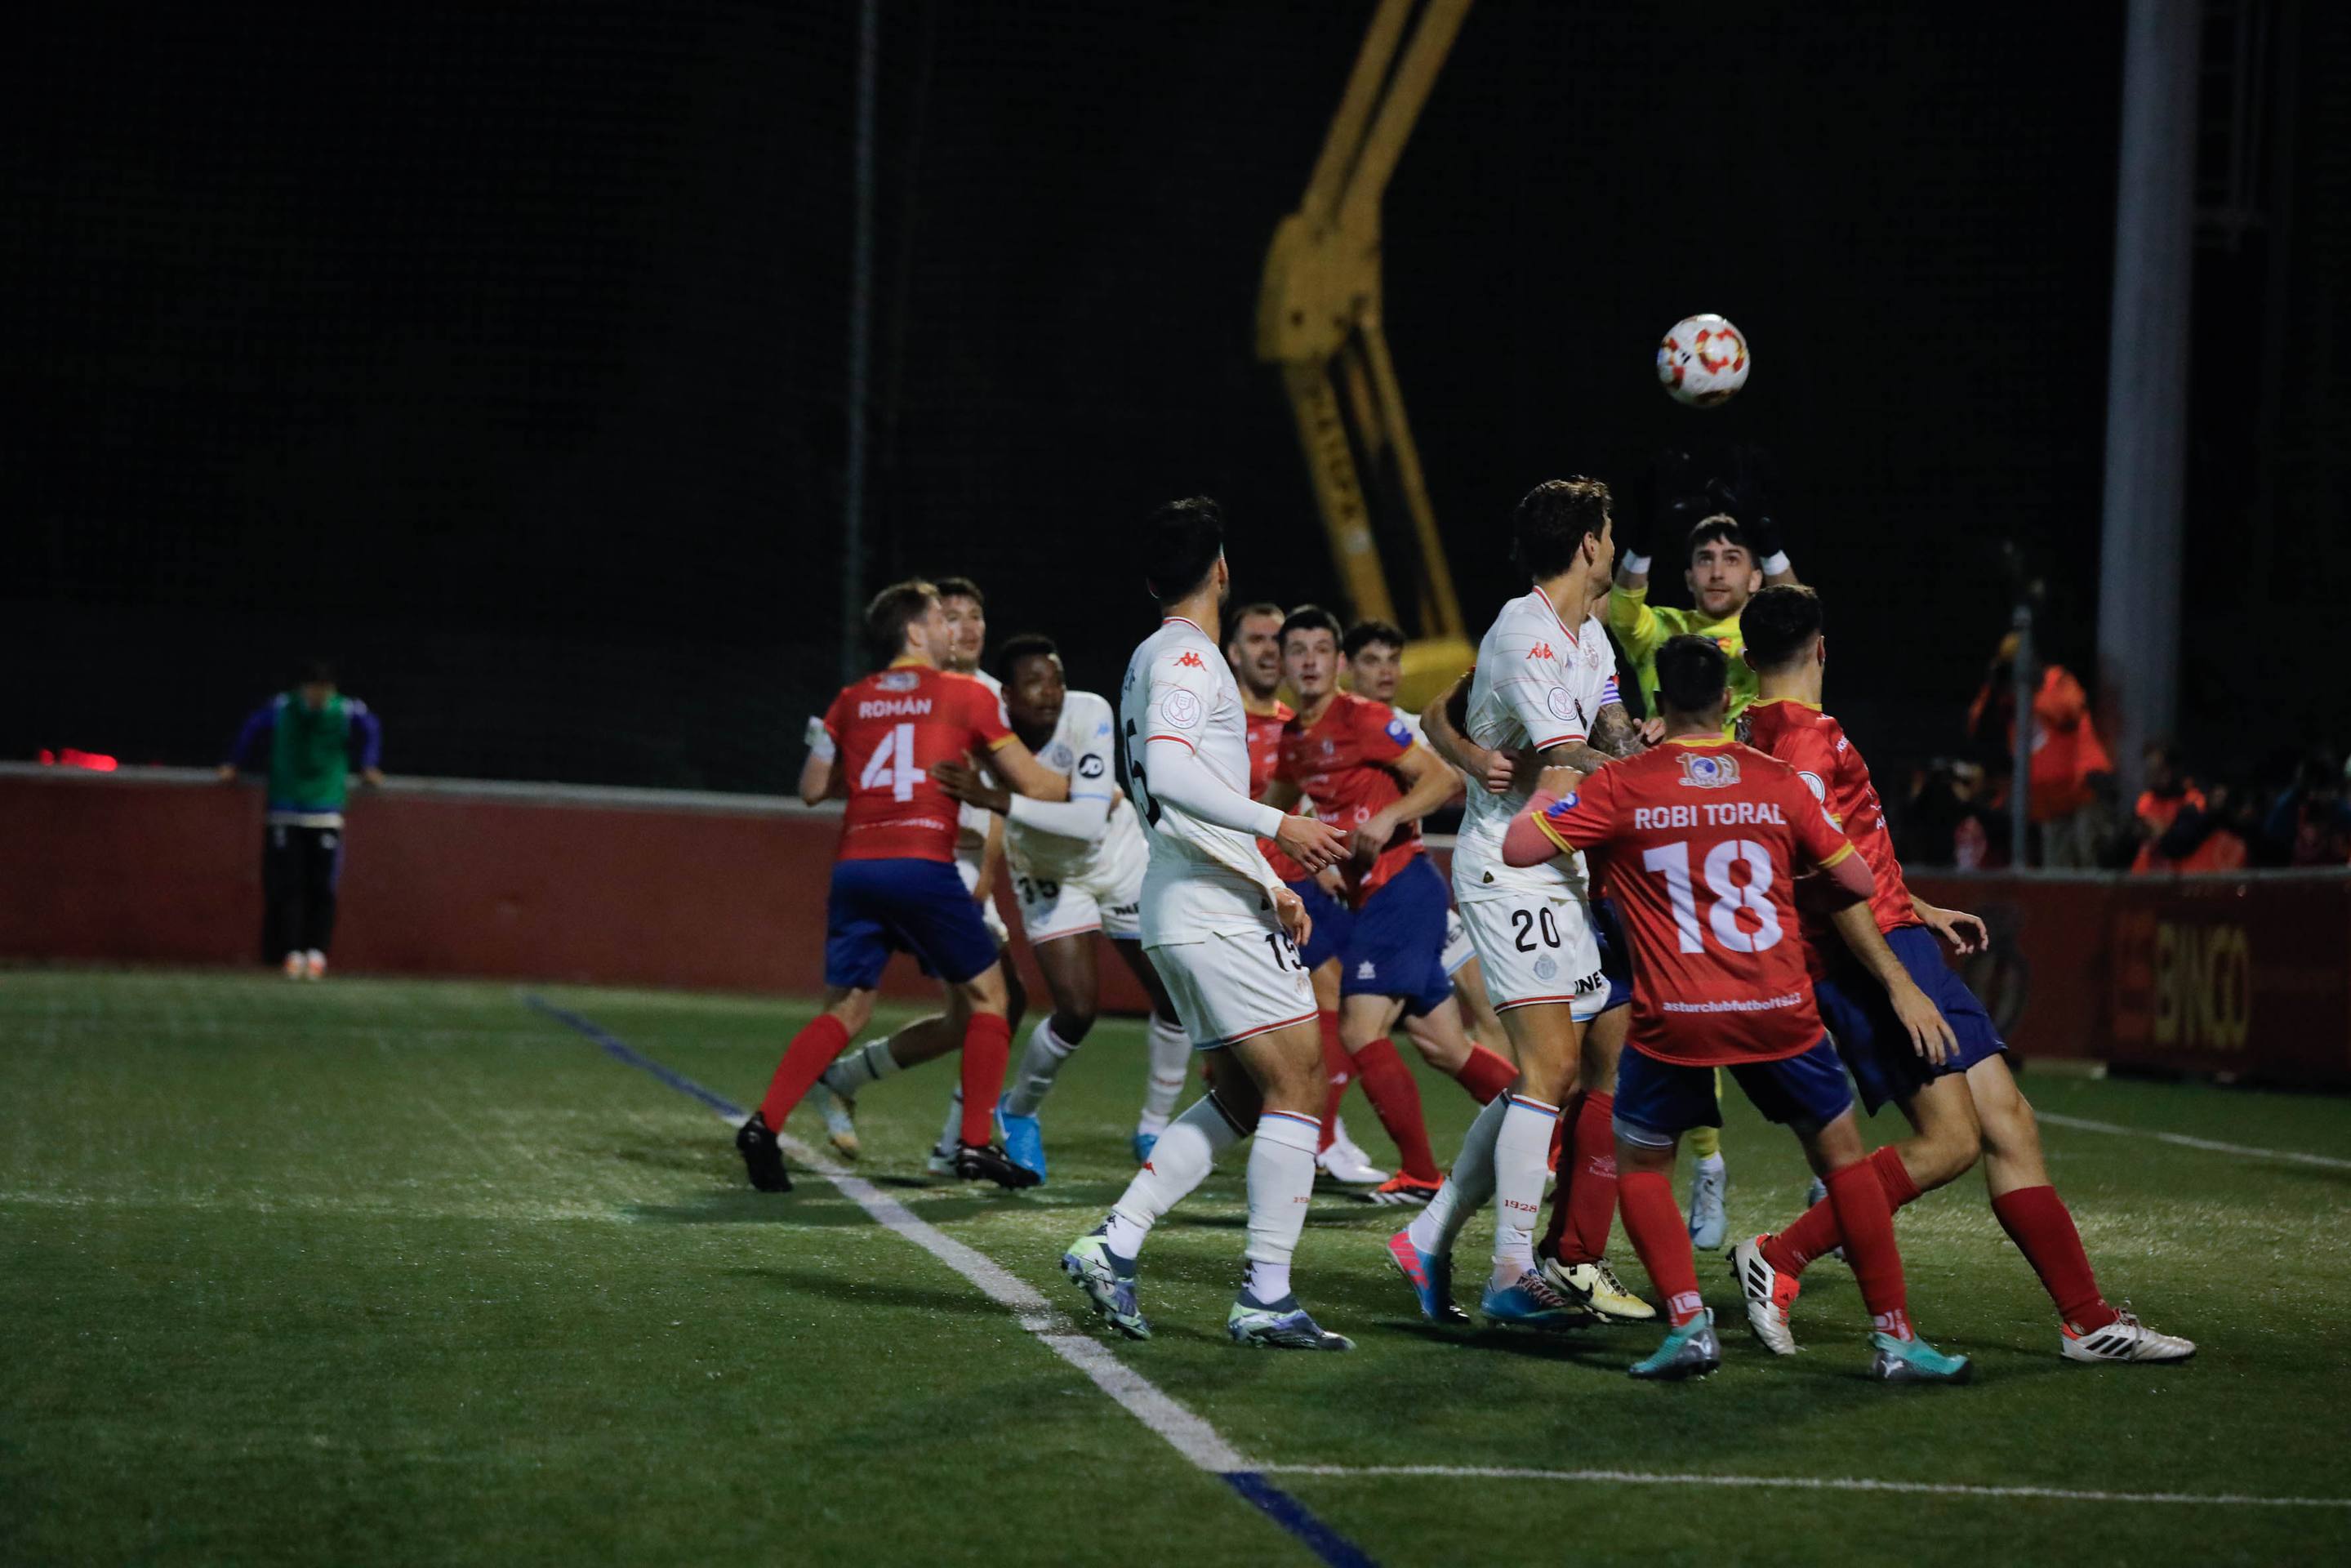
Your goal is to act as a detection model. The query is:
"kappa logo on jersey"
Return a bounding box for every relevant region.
[1160,688,1202,728]
[1174,650,1206,669]
[1528,640,1555,661]
[1677,751,1742,789]
[1356,960,1376,979]
[875,670,919,692]
[1077,755,1106,778]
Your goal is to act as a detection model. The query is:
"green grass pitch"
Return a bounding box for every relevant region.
[5,969,2348,1566]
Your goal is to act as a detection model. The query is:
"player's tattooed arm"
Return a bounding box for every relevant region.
[1587,701,1644,760]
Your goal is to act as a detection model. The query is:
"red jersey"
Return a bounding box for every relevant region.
[1743,698,1920,968]
[822,662,1013,863]
[1533,738,1859,1066]
[1245,699,1304,882]
[1277,693,1423,903]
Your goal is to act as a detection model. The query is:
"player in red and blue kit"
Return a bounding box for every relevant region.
[1272,606,1521,1205]
[1732,586,2194,1364]
[736,580,1071,1194]
[1503,634,1973,1382]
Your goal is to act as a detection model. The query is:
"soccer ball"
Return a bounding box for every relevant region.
[1656,314,1751,408]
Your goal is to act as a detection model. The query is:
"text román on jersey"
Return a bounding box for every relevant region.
[822,664,1013,862]
[1532,739,1859,1066]
[1245,700,1304,882]
[1743,698,1920,960]
[1277,692,1423,904]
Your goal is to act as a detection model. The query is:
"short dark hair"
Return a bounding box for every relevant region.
[995,632,1058,683]
[296,657,336,687]
[1142,497,1225,604]
[1225,601,1285,649]
[1655,634,1730,717]
[1342,618,1406,659]
[863,579,937,667]
[1280,604,1342,647]
[1740,584,1823,672]
[1687,514,1749,564]
[933,575,983,608]
[1512,478,1611,579]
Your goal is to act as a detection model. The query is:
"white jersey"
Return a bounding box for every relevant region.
[1120,616,1280,943]
[954,667,1009,864]
[1004,689,1147,884]
[1452,589,1615,902]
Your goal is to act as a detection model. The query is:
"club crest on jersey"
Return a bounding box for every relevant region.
[875,670,919,692]
[1174,650,1206,669]
[1678,752,1741,789]
[1533,956,1558,981]
[1160,689,1202,728]
[1048,744,1073,768]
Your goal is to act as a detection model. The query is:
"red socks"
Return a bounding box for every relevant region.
[759,1013,850,1131]
[1538,1090,1619,1266]
[1449,1044,1518,1105]
[957,1012,1013,1147]
[1761,1144,1918,1276]
[1992,1185,2119,1333]
[1351,1038,1441,1183]
[1824,1158,1910,1339]
[1315,1011,1350,1152]
[1619,1169,1703,1325]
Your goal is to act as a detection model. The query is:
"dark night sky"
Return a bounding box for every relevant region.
[7,2,2346,791]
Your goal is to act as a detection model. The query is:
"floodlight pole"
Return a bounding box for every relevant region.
[2011,599,2034,870]
[839,0,880,686]
[2096,0,2197,800]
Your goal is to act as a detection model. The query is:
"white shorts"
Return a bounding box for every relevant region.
[1457,893,1607,1021]
[1148,928,1316,1051]
[1016,866,1143,945]
[955,855,1012,946]
[1441,907,1476,977]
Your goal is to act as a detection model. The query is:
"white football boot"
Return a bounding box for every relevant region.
[2060,1311,2197,1364]
[1729,1235,1801,1355]
[1316,1118,1389,1187]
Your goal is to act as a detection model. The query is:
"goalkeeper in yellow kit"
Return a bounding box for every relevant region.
[1608,448,1801,1250]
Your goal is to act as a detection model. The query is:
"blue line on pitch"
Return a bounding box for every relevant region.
[1223,1472,1381,1568]
[528,996,1383,1568]
[525,996,746,1121]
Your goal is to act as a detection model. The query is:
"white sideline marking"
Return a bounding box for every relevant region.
[2037,1112,2351,1172]
[1252,1464,2351,1510]
[727,1110,1250,1473]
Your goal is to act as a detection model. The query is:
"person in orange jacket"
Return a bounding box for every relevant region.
[1968,633,2113,868]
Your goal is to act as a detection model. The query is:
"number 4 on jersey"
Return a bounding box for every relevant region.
[858,722,919,802]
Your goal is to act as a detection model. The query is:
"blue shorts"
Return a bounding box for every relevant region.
[1592,897,1633,1015]
[1815,924,2007,1114]
[824,858,1001,990]
[1285,877,1356,972]
[1613,1037,1855,1147]
[1338,856,1454,1018]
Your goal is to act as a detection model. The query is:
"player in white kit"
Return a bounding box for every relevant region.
[933,632,1191,1180]
[803,576,1031,1167]
[1384,479,1640,1330]
[1060,497,1355,1350]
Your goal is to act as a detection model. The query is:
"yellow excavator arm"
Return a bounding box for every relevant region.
[1257,0,1476,709]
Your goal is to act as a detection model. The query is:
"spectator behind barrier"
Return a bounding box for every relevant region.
[1967,631,2113,869]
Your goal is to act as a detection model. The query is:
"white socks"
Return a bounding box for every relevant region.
[935,1085,965,1156]
[1103,1094,1240,1258]
[1489,1094,1560,1289]
[1407,1093,1506,1259]
[1138,1015,1191,1133]
[1241,1111,1321,1305]
[1695,1151,1725,1179]
[822,1038,899,1098]
[1004,1018,1077,1118]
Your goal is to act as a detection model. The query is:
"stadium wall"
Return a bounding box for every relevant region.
[7,768,2347,1087]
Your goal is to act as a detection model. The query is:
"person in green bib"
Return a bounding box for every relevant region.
[219,659,385,979]
[1605,449,1801,1252]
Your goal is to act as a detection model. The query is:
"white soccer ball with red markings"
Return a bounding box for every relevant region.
[1656,314,1751,408]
